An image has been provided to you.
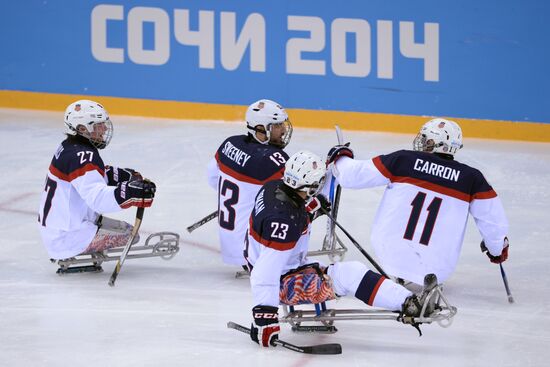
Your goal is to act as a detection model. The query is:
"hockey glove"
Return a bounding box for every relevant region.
[105,166,142,185]
[115,179,156,209]
[306,194,331,221]
[326,143,354,165]
[250,305,280,348]
[480,237,509,264]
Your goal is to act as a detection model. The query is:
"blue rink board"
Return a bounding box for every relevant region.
[1,0,549,123]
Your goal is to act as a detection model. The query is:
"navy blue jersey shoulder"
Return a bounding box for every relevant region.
[377,150,493,196]
[216,135,288,182]
[51,139,105,175]
[250,180,309,245]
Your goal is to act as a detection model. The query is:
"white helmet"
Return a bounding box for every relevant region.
[413,118,463,156]
[64,100,113,149]
[283,150,326,198]
[246,99,293,148]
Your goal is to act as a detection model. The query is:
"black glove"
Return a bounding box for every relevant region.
[115,179,156,209]
[480,237,509,264]
[250,305,280,348]
[306,194,331,220]
[105,166,142,185]
[326,143,354,165]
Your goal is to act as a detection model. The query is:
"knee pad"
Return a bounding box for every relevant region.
[327,261,368,296]
[280,263,336,306]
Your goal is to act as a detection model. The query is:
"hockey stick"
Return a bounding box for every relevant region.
[108,207,144,287]
[480,241,514,303]
[322,210,389,278]
[227,321,342,355]
[186,210,218,233]
[322,125,344,258]
[500,264,514,304]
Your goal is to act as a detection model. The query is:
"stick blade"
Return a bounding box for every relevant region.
[108,272,117,287]
[304,343,342,355]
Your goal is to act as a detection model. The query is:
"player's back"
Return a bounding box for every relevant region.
[371,150,496,284]
[214,135,288,265]
[245,179,310,274]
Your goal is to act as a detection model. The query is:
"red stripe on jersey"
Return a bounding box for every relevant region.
[373,156,496,202]
[216,152,284,185]
[472,189,497,200]
[49,163,105,182]
[249,221,298,251]
[367,276,386,306]
[373,156,394,180]
[392,176,472,202]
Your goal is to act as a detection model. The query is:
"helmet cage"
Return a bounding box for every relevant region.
[246,99,292,148]
[295,175,326,198]
[84,119,113,150]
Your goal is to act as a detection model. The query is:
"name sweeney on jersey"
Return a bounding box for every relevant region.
[221,141,251,167]
[413,158,460,182]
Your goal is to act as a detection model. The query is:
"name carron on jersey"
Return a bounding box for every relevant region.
[221,141,251,167]
[413,158,461,182]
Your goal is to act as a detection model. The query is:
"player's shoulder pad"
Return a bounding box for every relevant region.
[250,180,308,246]
[372,149,409,177]
[49,140,105,181]
[216,135,287,183]
[458,162,495,199]
[252,213,304,251]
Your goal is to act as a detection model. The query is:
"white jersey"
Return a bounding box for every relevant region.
[38,139,121,259]
[244,180,312,307]
[333,150,509,284]
[244,179,411,311]
[207,135,288,266]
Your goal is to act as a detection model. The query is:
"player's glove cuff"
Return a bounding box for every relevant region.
[326,143,354,166]
[251,305,280,348]
[480,237,509,264]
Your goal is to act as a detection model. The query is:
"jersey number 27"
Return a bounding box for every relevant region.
[40,177,57,226]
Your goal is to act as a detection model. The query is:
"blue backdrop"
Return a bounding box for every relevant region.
[2,0,549,123]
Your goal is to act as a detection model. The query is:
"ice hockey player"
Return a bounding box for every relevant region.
[38,100,156,262]
[245,150,441,348]
[326,118,509,286]
[207,99,292,272]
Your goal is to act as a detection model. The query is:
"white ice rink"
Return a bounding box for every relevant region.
[1,108,549,366]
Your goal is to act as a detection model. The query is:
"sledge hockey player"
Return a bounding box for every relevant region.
[245,150,443,348]
[326,118,509,286]
[207,99,292,271]
[38,100,157,271]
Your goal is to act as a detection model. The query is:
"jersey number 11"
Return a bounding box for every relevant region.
[403,191,442,246]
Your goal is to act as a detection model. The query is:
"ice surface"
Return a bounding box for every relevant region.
[1,108,549,366]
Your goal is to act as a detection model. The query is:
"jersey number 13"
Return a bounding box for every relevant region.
[218,178,239,230]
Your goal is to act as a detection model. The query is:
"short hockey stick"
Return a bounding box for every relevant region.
[227,321,342,355]
[108,207,144,287]
[480,241,514,303]
[186,210,218,233]
[500,264,515,303]
[322,210,389,278]
[323,126,344,252]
